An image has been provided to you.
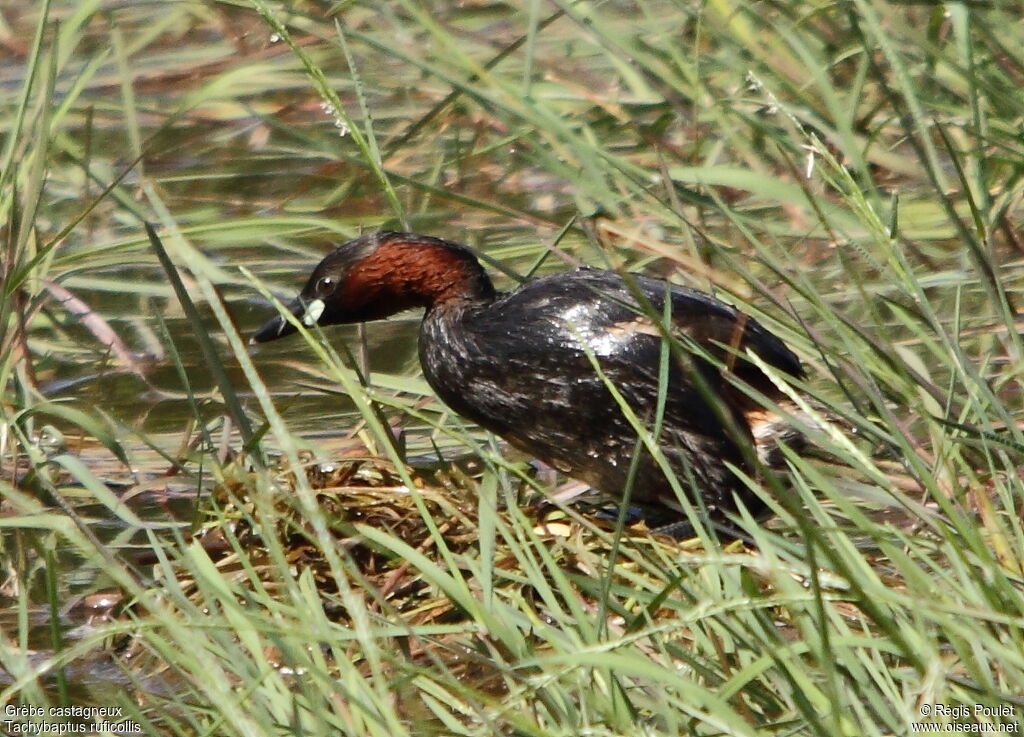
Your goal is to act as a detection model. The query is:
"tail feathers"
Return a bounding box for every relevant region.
[745,399,846,468]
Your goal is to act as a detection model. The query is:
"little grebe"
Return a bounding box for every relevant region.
[253,231,804,535]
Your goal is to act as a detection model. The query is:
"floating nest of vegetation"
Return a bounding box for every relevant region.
[114,451,737,695]
[150,451,700,615]
[200,456,487,619]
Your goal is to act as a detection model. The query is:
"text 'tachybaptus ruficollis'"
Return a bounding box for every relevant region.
[253,232,804,535]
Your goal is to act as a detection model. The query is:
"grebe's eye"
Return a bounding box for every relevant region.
[314,276,336,297]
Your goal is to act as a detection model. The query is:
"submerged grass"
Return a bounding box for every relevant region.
[1,1,1023,735]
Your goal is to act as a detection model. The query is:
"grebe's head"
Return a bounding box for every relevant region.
[252,231,494,343]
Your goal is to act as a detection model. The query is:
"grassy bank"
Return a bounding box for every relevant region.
[1,1,1022,735]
